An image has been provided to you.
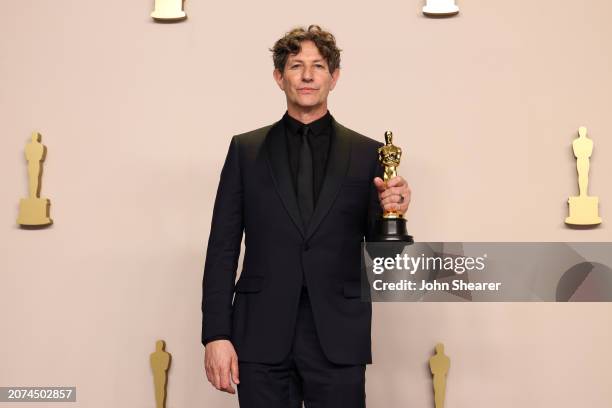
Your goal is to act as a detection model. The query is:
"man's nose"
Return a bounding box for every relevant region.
[301,67,314,81]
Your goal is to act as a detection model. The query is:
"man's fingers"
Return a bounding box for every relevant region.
[204,355,215,385]
[383,201,409,213]
[220,365,237,394]
[223,384,236,394]
[381,194,409,205]
[373,177,386,192]
[204,341,239,394]
[220,366,231,388]
[214,369,222,391]
[205,365,212,383]
[382,201,400,210]
[231,356,240,384]
[386,176,405,188]
[380,186,403,200]
[380,197,395,206]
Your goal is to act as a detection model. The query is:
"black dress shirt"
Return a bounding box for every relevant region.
[282,111,333,205]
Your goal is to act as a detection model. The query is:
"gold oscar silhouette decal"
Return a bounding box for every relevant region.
[17,132,53,227]
[151,0,187,21]
[429,343,450,408]
[150,340,171,408]
[565,126,602,226]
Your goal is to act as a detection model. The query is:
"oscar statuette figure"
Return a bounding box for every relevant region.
[370,131,413,242]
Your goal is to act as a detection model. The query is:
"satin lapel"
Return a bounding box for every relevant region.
[264,120,306,237]
[305,120,351,239]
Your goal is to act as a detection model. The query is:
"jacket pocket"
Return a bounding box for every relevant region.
[234,276,264,293]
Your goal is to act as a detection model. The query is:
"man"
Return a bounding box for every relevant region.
[202,25,411,407]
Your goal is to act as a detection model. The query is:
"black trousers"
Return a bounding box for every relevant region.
[237,287,366,407]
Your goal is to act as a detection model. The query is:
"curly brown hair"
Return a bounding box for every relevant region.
[270,25,341,74]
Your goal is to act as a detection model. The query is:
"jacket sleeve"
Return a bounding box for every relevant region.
[366,143,384,240]
[201,136,244,345]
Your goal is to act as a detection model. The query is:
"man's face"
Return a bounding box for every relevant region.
[273,40,340,112]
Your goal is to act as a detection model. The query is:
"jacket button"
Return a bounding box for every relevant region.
[303,242,310,251]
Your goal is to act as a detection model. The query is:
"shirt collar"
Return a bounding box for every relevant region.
[282,110,333,137]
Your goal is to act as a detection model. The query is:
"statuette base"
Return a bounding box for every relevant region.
[565,196,602,226]
[423,4,459,17]
[151,0,186,21]
[17,198,52,226]
[371,218,414,242]
[151,10,186,20]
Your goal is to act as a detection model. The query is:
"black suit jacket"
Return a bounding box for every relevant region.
[201,118,383,365]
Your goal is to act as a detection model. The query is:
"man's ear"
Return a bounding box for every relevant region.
[329,68,340,91]
[273,69,285,90]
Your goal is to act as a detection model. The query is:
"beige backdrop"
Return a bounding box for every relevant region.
[1,0,612,407]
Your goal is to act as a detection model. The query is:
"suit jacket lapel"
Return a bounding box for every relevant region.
[264,120,306,237]
[306,119,351,239]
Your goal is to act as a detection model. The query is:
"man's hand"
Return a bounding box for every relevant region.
[204,339,240,394]
[374,176,411,215]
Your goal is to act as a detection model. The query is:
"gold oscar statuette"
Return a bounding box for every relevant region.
[150,340,171,408]
[565,126,602,226]
[370,131,413,242]
[429,343,450,408]
[151,0,187,21]
[17,132,52,227]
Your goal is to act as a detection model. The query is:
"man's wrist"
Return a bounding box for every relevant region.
[203,335,231,346]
